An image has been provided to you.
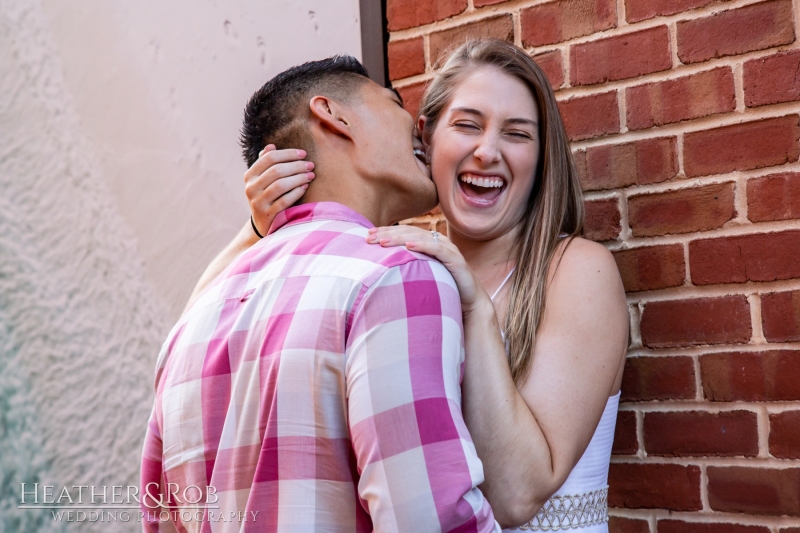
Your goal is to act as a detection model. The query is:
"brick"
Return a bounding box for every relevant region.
[707,466,800,516]
[433,218,448,236]
[609,463,702,510]
[388,38,425,81]
[690,230,800,285]
[613,410,638,455]
[628,182,736,237]
[532,50,565,89]
[405,220,434,231]
[782,528,800,533]
[429,15,513,67]
[621,356,695,401]
[658,521,770,533]
[640,296,751,348]
[644,410,758,457]
[396,81,427,117]
[701,350,800,402]
[770,411,800,459]
[580,137,678,191]
[387,0,467,31]
[571,26,672,86]
[762,290,800,343]
[558,91,620,141]
[584,198,621,241]
[626,0,726,23]
[474,0,508,5]
[626,67,735,130]
[521,0,616,47]
[614,245,685,293]
[610,517,649,533]
[748,172,800,222]
[745,50,800,107]
[677,0,795,64]
[683,115,800,177]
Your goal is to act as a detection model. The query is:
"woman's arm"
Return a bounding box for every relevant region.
[369,229,628,528]
[462,238,628,525]
[183,145,313,312]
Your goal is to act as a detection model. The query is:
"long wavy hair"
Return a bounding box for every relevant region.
[418,39,584,385]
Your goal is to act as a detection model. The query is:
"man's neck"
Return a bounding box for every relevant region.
[299,163,398,228]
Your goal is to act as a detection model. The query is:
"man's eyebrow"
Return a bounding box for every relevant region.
[451,107,537,126]
[391,88,404,106]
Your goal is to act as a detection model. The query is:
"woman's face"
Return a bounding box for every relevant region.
[425,66,540,242]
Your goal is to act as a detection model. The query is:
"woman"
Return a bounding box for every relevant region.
[190,40,628,531]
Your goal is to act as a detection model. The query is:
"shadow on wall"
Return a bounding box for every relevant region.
[0,2,166,532]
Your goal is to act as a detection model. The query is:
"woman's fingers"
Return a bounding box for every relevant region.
[248,163,314,203]
[244,146,307,184]
[405,240,457,263]
[366,225,444,246]
[251,174,312,214]
[244,146,313,237]
[251,183,308,237]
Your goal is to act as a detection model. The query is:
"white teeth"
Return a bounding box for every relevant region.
[459,174,504,188]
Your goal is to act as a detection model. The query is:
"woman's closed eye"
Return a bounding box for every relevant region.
[506,130,533,140]
[453,121,481,131]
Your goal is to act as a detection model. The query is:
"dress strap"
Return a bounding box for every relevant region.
[490,267,516,302]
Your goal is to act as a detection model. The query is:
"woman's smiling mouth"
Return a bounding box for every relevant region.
[458,172,507,206]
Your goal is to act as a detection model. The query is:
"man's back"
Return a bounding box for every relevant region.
[141,202,498,532]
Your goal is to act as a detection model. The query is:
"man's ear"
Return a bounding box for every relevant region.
[309,95,354,141]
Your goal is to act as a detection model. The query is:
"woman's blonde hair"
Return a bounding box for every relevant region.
[419,39,584,385]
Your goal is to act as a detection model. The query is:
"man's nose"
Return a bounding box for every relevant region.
[473,131,501,165]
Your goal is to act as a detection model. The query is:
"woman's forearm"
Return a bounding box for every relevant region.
[183,221,260,313]
[461,303,559,528]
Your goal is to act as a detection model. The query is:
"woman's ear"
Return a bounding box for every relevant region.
[417,115,430,150]
[309,95,353,141]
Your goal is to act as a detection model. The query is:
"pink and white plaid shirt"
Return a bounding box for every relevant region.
[140,202,499,532]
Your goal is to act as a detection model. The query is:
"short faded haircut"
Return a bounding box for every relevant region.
[239,55,370,167]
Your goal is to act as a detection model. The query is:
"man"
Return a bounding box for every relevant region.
[140,56,499,532]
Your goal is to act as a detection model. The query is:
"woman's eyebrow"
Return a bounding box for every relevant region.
[451,106,483,116]
[506,117,538,126]
[451,107,537,126]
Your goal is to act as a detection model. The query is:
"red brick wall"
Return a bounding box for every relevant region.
[387,0,800,530]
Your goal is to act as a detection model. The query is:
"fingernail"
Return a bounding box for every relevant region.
[306,172,315,180]
[297,150,307,158]
[301,184,309,190]
[379,238,391,245]
[407,242,416,248]
[305,162,315,170]
[367,228,378,234]
[365,235,376,243]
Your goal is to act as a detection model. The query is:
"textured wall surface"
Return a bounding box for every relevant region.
[388,0,800,530]
[0,0,359,531]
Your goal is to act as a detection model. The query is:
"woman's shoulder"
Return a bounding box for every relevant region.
[548,236,619,288]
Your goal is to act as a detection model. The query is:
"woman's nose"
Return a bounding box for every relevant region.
[473,132,501,164]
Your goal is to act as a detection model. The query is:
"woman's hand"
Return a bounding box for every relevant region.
[246,144,315,236]
[367,225,490,316]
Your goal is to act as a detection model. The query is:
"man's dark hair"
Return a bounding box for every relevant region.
[240,55,370,167]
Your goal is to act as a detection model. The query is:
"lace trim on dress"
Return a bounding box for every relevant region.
[518,487,609,531]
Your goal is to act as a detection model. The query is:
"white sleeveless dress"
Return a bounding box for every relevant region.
[490,269,618,532]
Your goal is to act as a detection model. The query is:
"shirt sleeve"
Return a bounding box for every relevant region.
[140,405,178,533]
[345,258,500,533]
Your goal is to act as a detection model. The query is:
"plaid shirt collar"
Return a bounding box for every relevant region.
[268,201,375,236]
